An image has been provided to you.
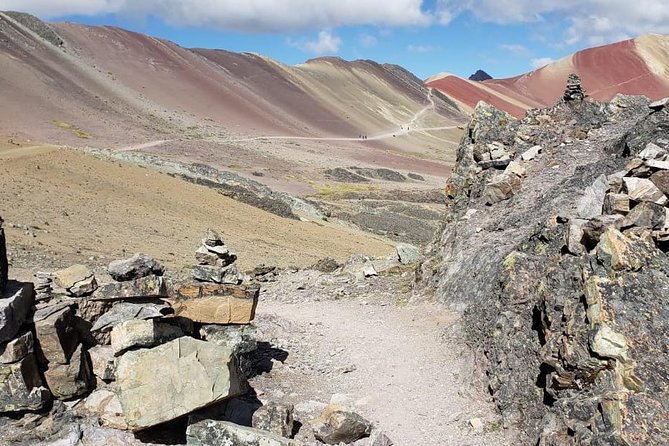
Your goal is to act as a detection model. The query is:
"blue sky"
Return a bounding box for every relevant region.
[3,1,669,79]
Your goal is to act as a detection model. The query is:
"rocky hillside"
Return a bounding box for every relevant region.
[428,34,669,118]
[418,77,669,444]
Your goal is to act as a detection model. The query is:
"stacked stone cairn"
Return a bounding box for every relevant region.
[563,72,585,102]
[192,228,243,284]
[33,271,53,301]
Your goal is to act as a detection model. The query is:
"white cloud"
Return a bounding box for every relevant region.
[531,57,554,69]
[408,44,435,53]
[359,33,378,48]
[437,0,669,45]
[499,43,530,56]
[290,30,342,54]
[3,0,431,32]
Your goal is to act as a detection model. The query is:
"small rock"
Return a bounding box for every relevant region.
[623,177,668,205]
[252,401,295,438]
[312,406,373,445]
[638,142,667,160]
[596,227,654,271]
[83,389,127,430]
[87,345,115,381]
[651,170,669,195]
[362,264,378,278]
[199,324,257,356]
[396,243,420,264]
[619,202,666,229]
[34,304,80,365]
[602,193,630,215]
[68,275,98,297]
[54,265,94,290]
[311,257,341,273]
[195,245,220,266]
[107,254,165,282]
[590,325,628,361]
[91,301,170,333]
[469,417,484,430]
[203,228,224,247]
[521,145,542,161]
[0,331,34,364]
[0,281,34,343]
[192,264,241,284]
[504,160,527,177]
[484,172,522,204]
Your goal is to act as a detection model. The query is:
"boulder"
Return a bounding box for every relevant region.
[186,419,301,446]
[43,344,94,399]
[91,301,170,333]
[396,243,420,265]
[116,337,244,430]
[311,406,373,445]
[0,353,50,411]
[108,254,165,282]
[0,281,34,343]
[88,345,115,381]
[620,202,666,229]
[484,173,522,204]
[192,264,240,284]
[110,319,184,356]
[649,97,669,110]
[0,331,34,364]
[623,177,668,205]
[170,283,259,325]
[34,304,79,365]
[576,175,609,219]
[521,145,542,161]
[0,217,7,295]
[252,401,295,438]
[93,275,168,300]
[651,170,669,195]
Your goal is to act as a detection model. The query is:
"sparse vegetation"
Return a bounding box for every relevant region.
[52,120,91,139]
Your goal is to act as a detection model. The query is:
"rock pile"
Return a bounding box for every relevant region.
[33,271,53,301]
[0,227,380,445]
[563,72,585,101]
[420,86,669,444]
[192,228,243,284]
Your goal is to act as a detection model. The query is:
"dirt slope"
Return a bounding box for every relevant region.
[428,34,669,118]
[0,142,393,272]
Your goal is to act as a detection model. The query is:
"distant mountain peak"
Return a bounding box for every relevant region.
[468,70,492,81]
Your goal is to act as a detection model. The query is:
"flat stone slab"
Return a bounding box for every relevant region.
[108,254,165,282]
[116,337,243,430]
[0,282,34,343]
[93,275,168,300]
[186,419,301,446]
[169,283,258,324]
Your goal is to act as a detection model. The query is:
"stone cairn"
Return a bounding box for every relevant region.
[192,228,243,284]
[33,271,53,301]
[563,73,585,101]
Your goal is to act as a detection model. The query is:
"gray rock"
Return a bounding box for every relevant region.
[68,275,98,297]
[484,172,522,204]
[0,352,50,412]
[0,331,33,364]
[91,301,170,333]
[34,304,79,365]
[203,228,224,247]
[93,275,168,300]
[192,264,241,284]
[649,97,669,110]
[88,345,115,381]
[107,253,165,282]
[116,337,244,430]
[620,202,666,229]
[43,344,94,400]
[0,281,34,343]
[638,142,667,160]
[199,324,257,356]
[651,170,669,195]
[521,145,542,161]
[110,319,184,356]
[624,177,668,205]
[576,174,609,219]
[186,419,301,446]
[195,246,219,266]
[396,243,420,264]
[0,217,7,295]
[602,193,630,215]
[311,257,341,273]
[362,264,378,278]
[252,401,294,438]
[312,407,373,445]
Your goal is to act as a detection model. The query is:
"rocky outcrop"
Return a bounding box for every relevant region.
[419,93,669,444]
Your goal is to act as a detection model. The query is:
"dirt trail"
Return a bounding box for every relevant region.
[252,272,519,445]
